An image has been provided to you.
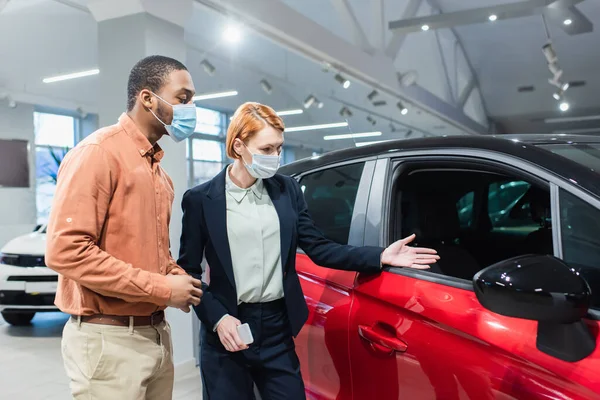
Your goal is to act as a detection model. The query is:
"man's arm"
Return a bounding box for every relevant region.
[292,177,384,273]
[177,189,229,328]
[45,144,171,305]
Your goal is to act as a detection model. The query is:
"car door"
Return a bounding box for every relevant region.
[293,160,375,400]
[348,155,600,400]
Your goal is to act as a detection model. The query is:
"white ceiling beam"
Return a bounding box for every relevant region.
[0,0,10,14]
[330,0,373,53]
[458,77,476,109]
[372,0,385,50]
[385,0,422,60]
[388,0,589,35]
[195,0,488,135]
[88,0,193,26]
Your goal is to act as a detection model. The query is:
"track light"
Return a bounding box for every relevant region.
[559,102,570,112]
[200,59,215,76]
[366,116,376,125]
[260,79,273,95]
[548,62,562,76]
[553,91,562,101]
[562,82,570,91]
[367,90,378,101]
[421,24,430,31]
[373,100,387,107]
[335,73,351,89]
[563,19,572,26]
[303,95,317,109]
[397,102,408,115]
[542,43,557,64]
[339,106,353,118]
[489,14,497,22]
[317,100,324,109]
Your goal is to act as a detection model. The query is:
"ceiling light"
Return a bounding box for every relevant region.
[317,101,324,109]
[43,68,99,83]
[303,95,317,109]
[367,90,378,101]
[260,79,272,94]
[276,109,303,116]
[339,106,353,118]
[223,24,242,43]
[562,82,570,91]
[553,91,562,101]
[544,114,600,124]
[542,43,557,64]
[397,102,408,115]
[366,116,377,125]
[335,73,351,89]
[559,102,570,112]
[548,62,561,75]
[563,19,572,26]
[324,131,382,141]
[200,59,215,76]
[286,122,348,133]
[192,90,238,101]
[489,14,497,22]
[421,24,430,31]
[373,100,387,107]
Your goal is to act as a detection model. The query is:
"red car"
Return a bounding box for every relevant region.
[279,135,600,400]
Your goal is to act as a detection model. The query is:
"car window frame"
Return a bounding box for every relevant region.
[293,157,377,250]
[366,148,600,318]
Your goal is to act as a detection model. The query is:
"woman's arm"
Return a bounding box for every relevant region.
[178,189,229,328]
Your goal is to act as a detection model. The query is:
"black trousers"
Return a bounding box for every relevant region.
[200,299,306,400]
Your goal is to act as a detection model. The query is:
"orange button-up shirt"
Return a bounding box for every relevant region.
[46,113,185,316]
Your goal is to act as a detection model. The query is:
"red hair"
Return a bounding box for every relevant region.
[226,102,284,159]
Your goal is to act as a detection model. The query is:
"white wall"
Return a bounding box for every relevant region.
[0,103,37,249]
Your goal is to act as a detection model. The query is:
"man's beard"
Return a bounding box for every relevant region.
[155,101,172,134]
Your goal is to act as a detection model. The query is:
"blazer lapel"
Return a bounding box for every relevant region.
[265,177,293,272]
[204,168,237,290]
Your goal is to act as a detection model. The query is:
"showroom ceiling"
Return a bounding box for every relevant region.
[0,0,598,150]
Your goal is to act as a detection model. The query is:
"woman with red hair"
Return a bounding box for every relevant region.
[177,102,438,399]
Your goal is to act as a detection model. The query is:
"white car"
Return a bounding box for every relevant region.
[0,225,59,325]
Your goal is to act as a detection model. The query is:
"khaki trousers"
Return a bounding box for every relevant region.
[62,316,174,400]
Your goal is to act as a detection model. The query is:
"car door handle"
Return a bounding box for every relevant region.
[358,323,408,354]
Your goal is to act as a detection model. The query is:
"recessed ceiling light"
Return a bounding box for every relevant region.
[324,132,382,141]
[303,95,317,109]
[223,24,242,43]
[260,79,272,94]
[192,90,238,101]
[276,109,303,116]
[200,60,215,76]
[335,73,351,89]
[563,19,572,26]
[43,69,99,83]
[559,102,570,112]
[489,15,497,22]
[421,25,430,31]
[286,122,348,132]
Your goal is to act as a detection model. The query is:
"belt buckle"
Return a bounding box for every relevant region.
[150,312,161,326]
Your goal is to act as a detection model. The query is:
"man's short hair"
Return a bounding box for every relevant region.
[127,55,188,111]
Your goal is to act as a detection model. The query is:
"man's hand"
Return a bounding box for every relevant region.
[216,315,248,352]
[381,234,439,269]
[166,275,203,313]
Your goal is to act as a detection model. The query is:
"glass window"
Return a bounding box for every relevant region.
[487,180,535,231]
[192,160,225,187]
[298,163,365,245]
[192,139,222,162]
[34,112,76,224]
[456,191,474,228]
[559,190,600,309]
[195,107,222,135]
[34,112,75,147]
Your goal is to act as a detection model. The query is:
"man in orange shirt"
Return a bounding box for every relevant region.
[46,55,203,399]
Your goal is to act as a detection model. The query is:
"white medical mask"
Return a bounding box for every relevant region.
[242,143,280,179]
[149,92,197,143]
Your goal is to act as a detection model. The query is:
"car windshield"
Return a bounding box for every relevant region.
[538,143,600,173]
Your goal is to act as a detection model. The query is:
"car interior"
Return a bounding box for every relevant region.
[391,165,554,281]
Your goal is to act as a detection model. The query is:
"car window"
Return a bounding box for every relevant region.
[456,191,474,228]
[487,180,539,233]
[559,190,600,309]
[299,163,365,245]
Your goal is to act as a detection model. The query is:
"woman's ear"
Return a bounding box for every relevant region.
[233,138,244,158]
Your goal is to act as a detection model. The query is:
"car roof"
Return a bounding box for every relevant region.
[279,134,600,197]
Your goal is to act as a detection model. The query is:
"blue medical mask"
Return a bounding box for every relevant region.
[149,92,197,143]
[242,143,280,179]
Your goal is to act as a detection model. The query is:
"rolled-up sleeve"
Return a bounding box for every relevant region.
[45,144,171,305]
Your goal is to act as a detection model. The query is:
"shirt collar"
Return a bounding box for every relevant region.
[225,166,264,203]
[118,113,164,161]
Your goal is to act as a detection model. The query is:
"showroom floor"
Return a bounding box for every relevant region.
[0,312,203,399]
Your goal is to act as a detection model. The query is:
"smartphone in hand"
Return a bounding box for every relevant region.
[237,323,254,345]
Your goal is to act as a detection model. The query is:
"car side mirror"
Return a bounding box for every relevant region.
[473,254,595,362]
